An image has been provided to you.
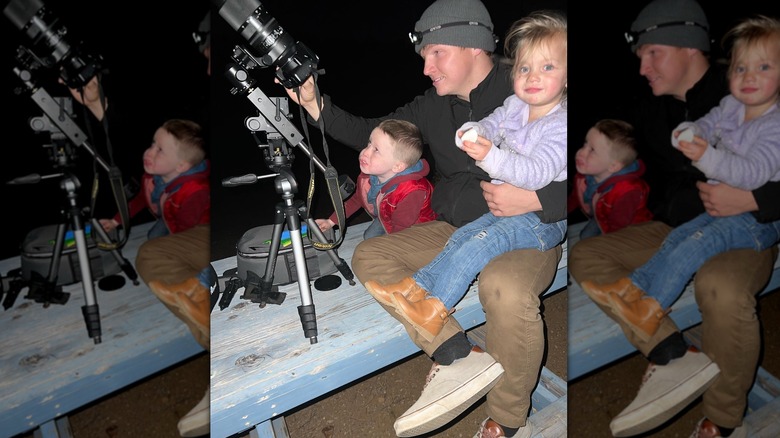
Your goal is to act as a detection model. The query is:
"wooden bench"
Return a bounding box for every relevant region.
[210,220,568,438]
[567,220,780,433]
[0,221,204,438]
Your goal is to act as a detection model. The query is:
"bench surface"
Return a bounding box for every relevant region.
[0,221,203,438]
[210,221,568,438]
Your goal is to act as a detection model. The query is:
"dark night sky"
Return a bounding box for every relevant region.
[3,0,775,265]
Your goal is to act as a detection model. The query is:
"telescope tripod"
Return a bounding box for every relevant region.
[240,168,354,344]
[27,173,138,344]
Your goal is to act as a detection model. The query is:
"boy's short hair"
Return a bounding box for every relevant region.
[162,119,206,165]
[594,119,638,166]
[377,119,424,168]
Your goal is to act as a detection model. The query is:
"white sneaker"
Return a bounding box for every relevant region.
[474,418,532,438]
[610,346,720,437]
[394,346,505,437]
[178,389,209,437]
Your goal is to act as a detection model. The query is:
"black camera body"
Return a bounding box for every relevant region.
[4,0,103,89]
[216,0,319,89]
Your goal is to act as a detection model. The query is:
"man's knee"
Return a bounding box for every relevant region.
[479,248,560,310]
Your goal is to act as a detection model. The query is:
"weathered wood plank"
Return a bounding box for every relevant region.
[0,222,204,437]
[210,221,568,438]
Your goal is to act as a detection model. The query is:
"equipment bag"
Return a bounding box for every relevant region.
[20,223,121,286]
[236,223,337,286]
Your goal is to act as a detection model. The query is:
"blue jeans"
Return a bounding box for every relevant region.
[631,212,780,309]
[578,218,602,240]
[363,218,386,239]
[413,212,567,309]
[147,218,170,239]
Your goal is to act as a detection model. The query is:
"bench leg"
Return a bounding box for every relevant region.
[33,417,72,438]
[249,416,290,438]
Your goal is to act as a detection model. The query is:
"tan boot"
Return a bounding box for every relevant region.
[148,277,204,308]
[580,277,643,307]
[391,292,450,341]
[175,282,210,339]
[364,277,427,307]
[608,291,668,342]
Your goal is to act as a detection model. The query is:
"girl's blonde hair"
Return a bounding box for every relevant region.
[722,15,780,77]
[504,10,568,98]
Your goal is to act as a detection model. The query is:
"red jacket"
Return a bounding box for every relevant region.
[568,160,653,234]
[329,159,437,234]
[115,160,210,234]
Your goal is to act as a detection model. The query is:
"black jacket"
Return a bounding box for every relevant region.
[314,60,566,227]
[625,64,780,226]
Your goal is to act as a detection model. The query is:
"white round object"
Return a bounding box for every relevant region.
[677,128,695,143]
[461,129,478,143]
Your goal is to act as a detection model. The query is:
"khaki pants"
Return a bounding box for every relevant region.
[136,224,211,351]
[351,220,562,428]
[568,220,777,427]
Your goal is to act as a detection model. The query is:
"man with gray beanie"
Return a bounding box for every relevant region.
[278,0,566,437]
[569,0,780,437]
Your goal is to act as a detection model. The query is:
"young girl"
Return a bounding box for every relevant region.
[582,15,780,341]
[365,10,568,341]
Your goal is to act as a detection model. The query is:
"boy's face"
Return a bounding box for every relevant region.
[575,127,621,182]
[636,44,694,100]
[143,127,187,183]
[730,39,780,118]
[514,35,567,117]
[359,128,405,183]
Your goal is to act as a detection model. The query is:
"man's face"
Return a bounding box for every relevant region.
[636,44,692,99]
[420,44,478,100]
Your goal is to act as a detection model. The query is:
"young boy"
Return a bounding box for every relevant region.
[100,118,210,239]
[315,119,436,239]
[568,119,653,239]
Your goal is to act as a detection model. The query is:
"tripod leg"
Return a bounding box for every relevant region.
[241,205,287,306]
[90,218,139,285]
[286,212,317,344]
[305,218,356,286]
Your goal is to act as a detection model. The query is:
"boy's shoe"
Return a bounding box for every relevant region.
[394,346,504,437]
[610,346,720,437]
[178,389,209,437]
[580,277,642,307]
[364,277,426,307]
[689,418,748,438]
[474,418,532,438]
[392,292,450,341]
[607,292,668,342]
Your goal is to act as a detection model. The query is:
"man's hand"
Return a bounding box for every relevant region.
[60,76,105,121]
[481,181,541,216]
[697,180,758,217]
[276,74,321,121]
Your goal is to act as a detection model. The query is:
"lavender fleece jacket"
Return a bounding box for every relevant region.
[455,94,567,191]
[673,94,780,190]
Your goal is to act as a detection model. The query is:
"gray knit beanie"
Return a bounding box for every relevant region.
[412,0,496,54]
[629,0,710,52]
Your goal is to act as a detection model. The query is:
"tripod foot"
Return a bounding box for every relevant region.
[298,304,318,344]
[82,304,102,344]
